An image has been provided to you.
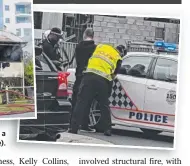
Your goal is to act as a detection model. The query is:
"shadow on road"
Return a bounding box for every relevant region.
[112,128,174,143]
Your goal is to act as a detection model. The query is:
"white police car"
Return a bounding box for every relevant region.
[67,41,178,136]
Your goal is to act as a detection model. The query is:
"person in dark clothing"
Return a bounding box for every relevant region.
[69,28,97,132]
[69,44,123,136]
[116,45,127,58]
[42,27,67,70]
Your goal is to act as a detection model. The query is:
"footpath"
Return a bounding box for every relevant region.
[56,132,113,145]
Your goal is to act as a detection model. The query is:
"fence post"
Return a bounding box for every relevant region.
[5,86,9,104]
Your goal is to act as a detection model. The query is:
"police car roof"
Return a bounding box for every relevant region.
[124,52,178,61]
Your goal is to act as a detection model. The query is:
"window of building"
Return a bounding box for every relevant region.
[15,4,30,14]
[144,17,180,24]
[103,15,126,18]
[5,5,9,11]
[16,29,21,36]
[16,16,31,23]
[24,28,31,36]
[5,18,10,23]
[16,5,25,13]
[34,12,43,29]
[155,27,165,40]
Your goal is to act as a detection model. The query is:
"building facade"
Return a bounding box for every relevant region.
[93,16,180,46]
[34,12,180,45]
[2,0,32,38]
[0,0,3,30]
[34,12,93,43]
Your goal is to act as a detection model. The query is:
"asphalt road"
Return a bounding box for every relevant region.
[79,126,174,148]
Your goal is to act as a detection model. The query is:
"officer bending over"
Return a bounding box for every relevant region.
[69,44,123,136]
[42,27,67,70]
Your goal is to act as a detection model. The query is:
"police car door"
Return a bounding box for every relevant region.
[111,55,153,123]
[144,57,177,131]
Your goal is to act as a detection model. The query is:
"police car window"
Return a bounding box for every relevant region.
[35,55,51,72]
[122,56,152,77]
[153,58,177,83]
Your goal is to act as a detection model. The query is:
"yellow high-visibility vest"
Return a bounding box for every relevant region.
[85,44,122,81]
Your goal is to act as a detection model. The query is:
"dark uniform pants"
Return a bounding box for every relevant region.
[70,73,112,133]
[70,75,90,128]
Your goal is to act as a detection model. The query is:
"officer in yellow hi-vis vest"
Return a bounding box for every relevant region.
[69,44,124,136]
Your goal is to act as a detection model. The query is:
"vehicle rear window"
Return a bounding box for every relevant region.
[153,58,177,83]
[35,55,51,72]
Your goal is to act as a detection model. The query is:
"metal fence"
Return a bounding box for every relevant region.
[35,39,41,46]
[34,38,178,70]
[127,41,179,53]
[35,38,77,69]
[61,42,154,68]
[60,42,77,69]
[0,86,34,104]
[127,42,154,52]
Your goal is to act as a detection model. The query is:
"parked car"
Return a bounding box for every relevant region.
[67,52,178,136]
[19,46,71,139]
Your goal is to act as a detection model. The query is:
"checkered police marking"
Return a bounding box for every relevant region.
[109,79,138,110]
[68,79,138,110]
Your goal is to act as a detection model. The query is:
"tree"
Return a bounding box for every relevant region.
[24,60,34,86]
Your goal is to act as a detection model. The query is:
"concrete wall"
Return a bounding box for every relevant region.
[93,16,180,46]
[42,12,63,30]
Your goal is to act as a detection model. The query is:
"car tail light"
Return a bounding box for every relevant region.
[57,72,70,97]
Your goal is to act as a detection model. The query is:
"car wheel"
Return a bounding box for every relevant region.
[89,100,104,132]
[140,128,162,136]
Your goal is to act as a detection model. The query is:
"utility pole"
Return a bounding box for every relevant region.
[22,61,25,97]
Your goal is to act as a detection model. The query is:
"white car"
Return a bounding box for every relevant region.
[67,52,178,136]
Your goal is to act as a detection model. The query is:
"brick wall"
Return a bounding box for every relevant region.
[93,16,180,46]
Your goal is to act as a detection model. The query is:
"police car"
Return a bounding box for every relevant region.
[67,41,178,136]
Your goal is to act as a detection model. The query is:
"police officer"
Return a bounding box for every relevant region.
[116,45,127,58]
[105,45,126,108]
[69,28,96,132]
[69,44,123,136]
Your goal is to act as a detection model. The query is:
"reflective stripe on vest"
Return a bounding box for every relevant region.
[90,55,115,69]
[84,68,112,81]
[86,44,122,81]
